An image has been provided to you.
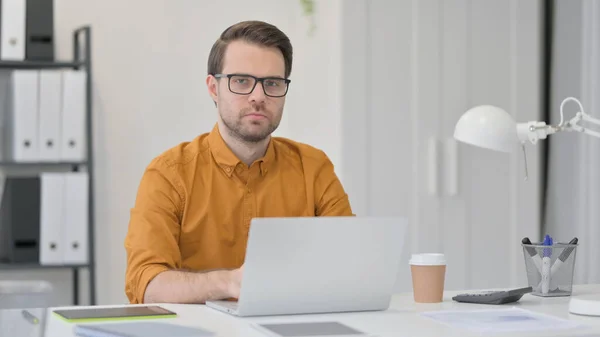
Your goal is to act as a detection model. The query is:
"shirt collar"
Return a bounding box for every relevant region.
[208,124,275,177]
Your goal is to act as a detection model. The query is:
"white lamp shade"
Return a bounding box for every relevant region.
[453,105,518,153]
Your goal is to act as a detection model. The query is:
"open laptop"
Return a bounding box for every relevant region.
[206,216,408,317]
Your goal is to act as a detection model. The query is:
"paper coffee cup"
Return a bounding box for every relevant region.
[409,253,446,303]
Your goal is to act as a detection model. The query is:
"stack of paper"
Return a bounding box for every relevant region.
[421,307,587,334]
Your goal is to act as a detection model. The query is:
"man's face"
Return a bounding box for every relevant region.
[207,40,287,143]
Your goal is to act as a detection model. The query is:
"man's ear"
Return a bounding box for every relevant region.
[206,74,218,105]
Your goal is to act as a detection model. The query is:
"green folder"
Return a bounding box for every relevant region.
[53,305,177,323]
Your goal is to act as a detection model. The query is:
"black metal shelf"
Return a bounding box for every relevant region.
[0,26,96,307]
[0,263,89,270]
[0,60,84,69]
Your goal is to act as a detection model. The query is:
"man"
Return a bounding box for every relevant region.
[124,20,353,305]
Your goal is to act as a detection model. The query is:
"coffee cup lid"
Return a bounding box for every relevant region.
[409,253,446,266]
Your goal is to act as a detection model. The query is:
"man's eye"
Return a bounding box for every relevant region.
[265,80,280,87]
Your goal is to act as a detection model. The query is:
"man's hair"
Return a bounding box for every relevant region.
[207,20,293,78]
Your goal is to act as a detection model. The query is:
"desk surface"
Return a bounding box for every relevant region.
[6,284,600,337]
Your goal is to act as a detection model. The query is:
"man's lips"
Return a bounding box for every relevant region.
[245,113,267,119]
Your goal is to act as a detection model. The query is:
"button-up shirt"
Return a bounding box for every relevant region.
[124,124,353,303]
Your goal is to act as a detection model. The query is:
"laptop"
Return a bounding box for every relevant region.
[206,216,407,317]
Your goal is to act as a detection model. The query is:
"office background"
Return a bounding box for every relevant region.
[0,0,597,307]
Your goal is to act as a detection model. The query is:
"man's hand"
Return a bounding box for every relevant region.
[227,263,244,299]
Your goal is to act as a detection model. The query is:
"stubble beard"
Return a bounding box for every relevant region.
[221,106,282,144]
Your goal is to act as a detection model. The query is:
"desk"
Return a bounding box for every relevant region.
[6,284,600,337]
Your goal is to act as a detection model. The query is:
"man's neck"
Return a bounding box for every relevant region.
[218,123,270,166]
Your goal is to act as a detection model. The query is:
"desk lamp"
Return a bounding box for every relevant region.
[453,96,600,316]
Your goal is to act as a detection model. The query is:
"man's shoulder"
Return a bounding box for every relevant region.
[148,133,211,171]
[272,136,330,163]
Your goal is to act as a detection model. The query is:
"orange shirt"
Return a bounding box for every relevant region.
[124,124,353,304]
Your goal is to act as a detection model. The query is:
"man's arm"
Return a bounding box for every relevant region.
[313,152,354,216]
[143,266,243,304]
[124,158,243,304]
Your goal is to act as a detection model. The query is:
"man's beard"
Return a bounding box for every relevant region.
[221,107,281,143]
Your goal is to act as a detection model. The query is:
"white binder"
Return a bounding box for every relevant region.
[60,70,86,161]
[0,71,12,161]
[1,0,26,60]
[39,173,64,265]
[38,70,62,161]
[10,70,39,162]
[63,172,88,264]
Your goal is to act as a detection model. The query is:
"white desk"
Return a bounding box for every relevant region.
[8,284,600,337]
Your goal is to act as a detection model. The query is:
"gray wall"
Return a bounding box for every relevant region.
[546,0,600,284]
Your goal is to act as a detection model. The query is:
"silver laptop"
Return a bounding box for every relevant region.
[206,216,407,317]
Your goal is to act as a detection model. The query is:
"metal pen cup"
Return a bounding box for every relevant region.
[522,242,578,297]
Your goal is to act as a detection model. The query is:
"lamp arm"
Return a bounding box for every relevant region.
[564,111,600,139]
[517,97,600,144]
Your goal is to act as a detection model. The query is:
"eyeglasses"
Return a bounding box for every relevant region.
[213,73,291,97]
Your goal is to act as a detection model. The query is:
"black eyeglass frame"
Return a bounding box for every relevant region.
[212,73,291,97]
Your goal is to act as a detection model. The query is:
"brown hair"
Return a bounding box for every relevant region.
[207,20,293,78]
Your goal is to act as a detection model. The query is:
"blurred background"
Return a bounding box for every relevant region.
[0,0,599,307]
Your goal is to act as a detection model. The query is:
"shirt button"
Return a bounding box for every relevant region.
[225,167,231,172]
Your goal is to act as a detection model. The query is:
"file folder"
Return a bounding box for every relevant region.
[1,0,26,60]
[0,70,11,160]
[38,70,61,161]
[8,70,39,162]
[25,0,54,60]
[39,173,64,265]
[0,177,41,263]
[60,70,86,161]
[63,172,88,264]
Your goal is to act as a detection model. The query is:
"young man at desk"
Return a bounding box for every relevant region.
[124,20,353,305]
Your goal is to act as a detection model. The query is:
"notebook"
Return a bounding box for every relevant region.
[73,321,214,337]
[53,306,176,323]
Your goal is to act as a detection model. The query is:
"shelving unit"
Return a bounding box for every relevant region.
[0,26,95,306]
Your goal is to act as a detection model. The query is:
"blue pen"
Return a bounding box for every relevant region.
[541,235,553,294]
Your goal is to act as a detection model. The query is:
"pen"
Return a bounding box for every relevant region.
[541,235,553,295]
[535,237,579,292]
[550,237,578,276]
[21,310,39,325]
[522,237,543,274]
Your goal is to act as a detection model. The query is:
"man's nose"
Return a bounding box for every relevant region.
[248,81,267,103]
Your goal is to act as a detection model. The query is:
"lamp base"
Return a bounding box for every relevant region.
[569,295,600,316]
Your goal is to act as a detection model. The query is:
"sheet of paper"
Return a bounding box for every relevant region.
[421,307,586,334]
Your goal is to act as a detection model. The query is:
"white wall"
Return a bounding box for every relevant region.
[0,0,343,305]
[343,0,542,292]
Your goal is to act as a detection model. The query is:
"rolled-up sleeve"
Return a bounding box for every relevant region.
[124,158,185,304]
[313,151,354,216]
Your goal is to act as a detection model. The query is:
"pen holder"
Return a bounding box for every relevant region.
[522,242,578,297]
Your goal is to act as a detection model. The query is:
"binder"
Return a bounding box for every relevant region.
[8,70,39,162]
[38,70,61,161]
[0,177,41,263]
[39,173,64,265]
[1,0,26,60]
[0,70,11,160]
[63,172,88,264]
[60,70,86,161]
[25,0,54,61]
